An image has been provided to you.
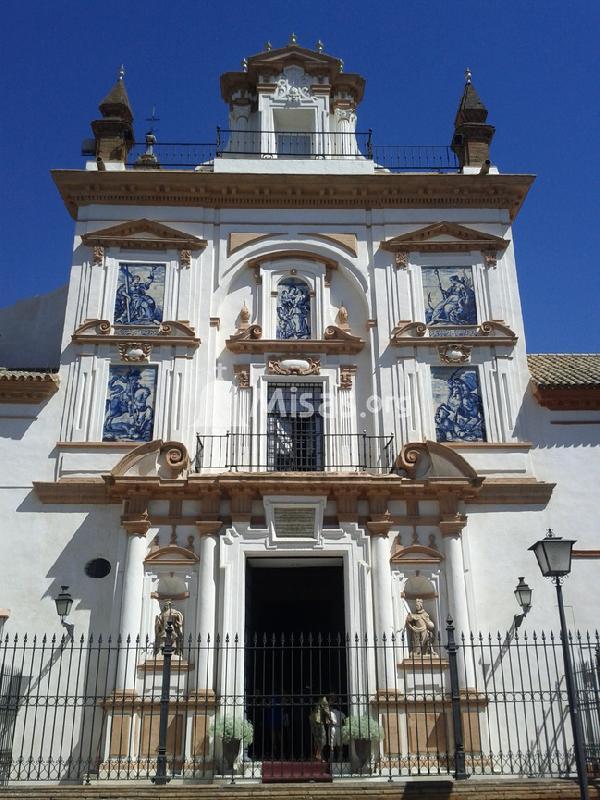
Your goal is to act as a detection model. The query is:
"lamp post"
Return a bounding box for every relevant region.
[529,530,589,800]
[152,608,174,786]
[513,577,532,627]
[54,586,73,620]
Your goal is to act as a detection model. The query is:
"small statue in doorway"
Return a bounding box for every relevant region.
[309,695,331,761]
[154,600,184,656]
[405,598,435,655]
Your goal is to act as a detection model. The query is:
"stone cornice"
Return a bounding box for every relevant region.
[52,170,535,221]
[0,370,59,404]
[33,472,554,508]
[532,386,600,411]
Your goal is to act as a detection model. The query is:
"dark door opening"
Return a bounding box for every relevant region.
[244,561,347,762]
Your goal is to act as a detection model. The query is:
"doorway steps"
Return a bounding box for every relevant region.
[2,778,599,800]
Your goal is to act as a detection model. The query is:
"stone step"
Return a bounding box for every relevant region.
[1,778,599,800]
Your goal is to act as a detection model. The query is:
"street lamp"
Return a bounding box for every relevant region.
[54,586,73,620]
[529,530,589,800]
[513,577,532,628]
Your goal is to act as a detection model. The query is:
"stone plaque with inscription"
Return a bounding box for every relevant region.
[273,507,316,538]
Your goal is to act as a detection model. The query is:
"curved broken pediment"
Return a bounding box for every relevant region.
[390,543,444,565]
[393,441,480,482]
[111,440,189,480]
[145,543,199,565]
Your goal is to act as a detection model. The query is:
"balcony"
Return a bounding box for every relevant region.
[193,432,395,474]
[112,129,459,172]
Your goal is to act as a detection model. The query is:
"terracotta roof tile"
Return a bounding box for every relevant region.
[527,354,600,388]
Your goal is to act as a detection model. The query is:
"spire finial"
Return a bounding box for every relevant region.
[316,39,324,53]
[264,40,272,51]
[241,57,248,73]
[289,32,297,45]
[465,67,472,85]
[339,58,344,74]
[118,64,125,81]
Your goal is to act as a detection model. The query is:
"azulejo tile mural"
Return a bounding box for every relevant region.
[102,365,157,442]
[431,366,487,442]
[114,263,166,325]
[423,267,477,326]
[276,277,311,339]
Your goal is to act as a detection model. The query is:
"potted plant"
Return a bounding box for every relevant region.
[341,715,383,770]
[212,714,254,771]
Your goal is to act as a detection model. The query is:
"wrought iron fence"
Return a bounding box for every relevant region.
[113,132,459,171]
[193,431,395,473]
[0,623,598,784]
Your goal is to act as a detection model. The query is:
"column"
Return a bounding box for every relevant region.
[191,526,220,765]
[115,525,148,690]
[442,530,476,687]
[367,501,396,693]
[196,531,218,680]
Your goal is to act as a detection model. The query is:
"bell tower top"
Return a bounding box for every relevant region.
[218,38,367,166]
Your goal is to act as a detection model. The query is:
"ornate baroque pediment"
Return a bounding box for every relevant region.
[145,543,199,566]
[81,218,208,254]
[390,319,517,348]
[380,222,510,267]
[72,318,200,347]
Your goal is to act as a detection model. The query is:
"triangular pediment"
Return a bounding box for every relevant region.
[380,222,509,254]
[81,219,207,251]
[248,44,343,72]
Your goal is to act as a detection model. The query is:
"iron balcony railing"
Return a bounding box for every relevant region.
[114,130,459,172]
[1,624,598,783]
[193,432,395,474]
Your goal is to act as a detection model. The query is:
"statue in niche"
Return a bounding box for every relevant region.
[154,600,184,656]
[276,277,311,339]
[405,598,435,655]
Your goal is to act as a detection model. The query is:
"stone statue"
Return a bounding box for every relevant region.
[405,598,435,655]
[154,600,184,656]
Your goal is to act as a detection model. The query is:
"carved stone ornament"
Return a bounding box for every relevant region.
[239,301,251,327]
[339,365,356,390]
[395,251,409,269]
[93,245,104,265]
[483,250,498,267]
[118,342,152,362]
[336,304,350,329]
[268,358,320,376]
[437,343,472,364]
[274,67,313,104]
[234,364,250,388]
[179,249,191,267]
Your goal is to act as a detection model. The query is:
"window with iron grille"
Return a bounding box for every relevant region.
[267,383,324,471]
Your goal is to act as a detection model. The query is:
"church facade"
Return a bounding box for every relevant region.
[0,40,599,785]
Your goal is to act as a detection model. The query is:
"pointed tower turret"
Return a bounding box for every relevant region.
[90,67,135,166]
[451,69,495,169]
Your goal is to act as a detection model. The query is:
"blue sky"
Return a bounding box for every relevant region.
[1,0,598,352]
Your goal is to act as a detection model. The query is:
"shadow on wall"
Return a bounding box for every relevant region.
[513,383,600,449]
[0,392,59,441]
[15,489,125,638]
[0,284,68,370]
